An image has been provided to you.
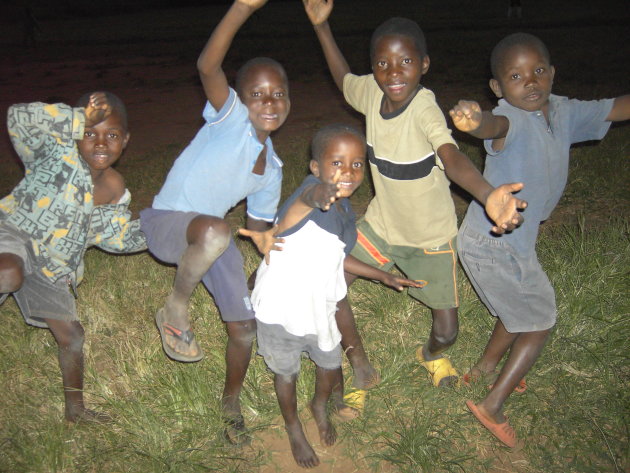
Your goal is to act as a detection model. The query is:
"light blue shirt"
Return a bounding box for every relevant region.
[153,88,283,221]
[463,94,614,254]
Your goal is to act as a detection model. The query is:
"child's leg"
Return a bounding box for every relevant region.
[335,295,380,389]
[477,328,550,424]
[416,307,459,387]
[467,318,517,379]
[222,318,256,444]
[275,372,320,468]
[45,318,109,423]
[422,307,459,360]
[310,366,341,446]
[0,252,24,293]
[161,216,230,358]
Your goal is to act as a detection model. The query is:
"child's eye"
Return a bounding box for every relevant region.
[510,73,520,80]
[353,162,363,168]
[403,58,412,64]
[108,133,119,139]
[376,60,387,68]
[251,91,262,97]
[274,91,285,97]
[535,67,545,74]
[84,131,95,138]
[332,161,341,166]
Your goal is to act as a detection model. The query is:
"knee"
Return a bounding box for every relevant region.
[227,319,256,345]
[55,322,85,352]
[0,253,25,293]
[433,330,458,348]
[188,217,231,253]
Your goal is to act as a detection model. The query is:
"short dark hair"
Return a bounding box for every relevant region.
[311,123,365,163]
[76,91,128,129]
[235,57,288,96]
[490,33,551,78]
[370,17,427,60]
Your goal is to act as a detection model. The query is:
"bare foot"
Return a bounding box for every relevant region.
[333,403,360,422]
[66,407,112,424]
[285,422,320,468]
[309,401,337,447]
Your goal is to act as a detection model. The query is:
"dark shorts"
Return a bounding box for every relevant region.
[0,223,77,328]
[457,223,556,333]
[139,208,254,322]
[350,219,459,309]
[256,321,342,376]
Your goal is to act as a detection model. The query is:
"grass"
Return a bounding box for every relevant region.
[1,1,629,472]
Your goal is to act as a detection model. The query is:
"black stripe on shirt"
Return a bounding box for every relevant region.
[367,145,436,180]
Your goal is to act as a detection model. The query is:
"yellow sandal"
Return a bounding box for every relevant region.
[416,347,459,387]
[343,388,367,410]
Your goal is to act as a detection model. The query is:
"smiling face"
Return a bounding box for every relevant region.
[371,34,430,113]
[490,44,555,115]
[238,63,290,143]
[310,133,366,198]
[77,110,129,175]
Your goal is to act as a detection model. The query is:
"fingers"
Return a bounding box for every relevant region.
[237,228,252,237]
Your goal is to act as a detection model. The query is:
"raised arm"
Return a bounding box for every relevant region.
[197,0,267,110]
[449,100,509,140]
[606,94,630,122]
[303,0,350,91]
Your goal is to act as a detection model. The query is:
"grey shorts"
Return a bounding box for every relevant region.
[457,223,556,333]
[256,321,342,376]
[139,208,254,322]
[0,223,77,328]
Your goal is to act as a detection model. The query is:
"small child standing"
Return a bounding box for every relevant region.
[450,32,629,447]
[303,0,527,392]
[0,92,146,422]
[241,124,421,468]
[139,0,289,444]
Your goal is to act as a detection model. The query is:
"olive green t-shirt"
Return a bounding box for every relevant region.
[343,73,458,248]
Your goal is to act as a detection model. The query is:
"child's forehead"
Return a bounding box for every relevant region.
[325,133,366,151]
[502,44,549,67]
[242,64,288,87]
[373,34,424,57]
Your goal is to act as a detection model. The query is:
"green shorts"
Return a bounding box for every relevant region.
[351,220,459,310]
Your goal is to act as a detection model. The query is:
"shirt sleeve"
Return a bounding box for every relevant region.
[343,73,372,115]
[7,102,84,166]
[565,97,614,144]
[87,190,147,253]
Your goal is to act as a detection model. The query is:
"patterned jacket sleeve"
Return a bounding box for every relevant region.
[87,190,147,253]
[7,102,84,166]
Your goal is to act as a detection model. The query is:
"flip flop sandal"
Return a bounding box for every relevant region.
[416,347,459,387]
[343,388,367,411]
[155,308,204,363]
[466,400,517,448]
[224,414,252,446]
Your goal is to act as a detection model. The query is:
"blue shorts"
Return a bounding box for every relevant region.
[139,208,254,322]
[256,321,342,376]
[457,223,556,333]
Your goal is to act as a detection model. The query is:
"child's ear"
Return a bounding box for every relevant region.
[122,132,130,149]
[309,159,320,177]
[421,55,430,74]
[489,78,503,98]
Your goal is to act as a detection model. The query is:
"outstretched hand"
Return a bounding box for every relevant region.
[449,100,483,133]
[311,169,342,211]
[238,225,285,264]
[84,92,112,127]
[303,0,333,26]
[381,274,426,292]
[485,182,528,234]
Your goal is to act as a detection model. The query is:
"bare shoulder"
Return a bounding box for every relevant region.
[93,168,126,205]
